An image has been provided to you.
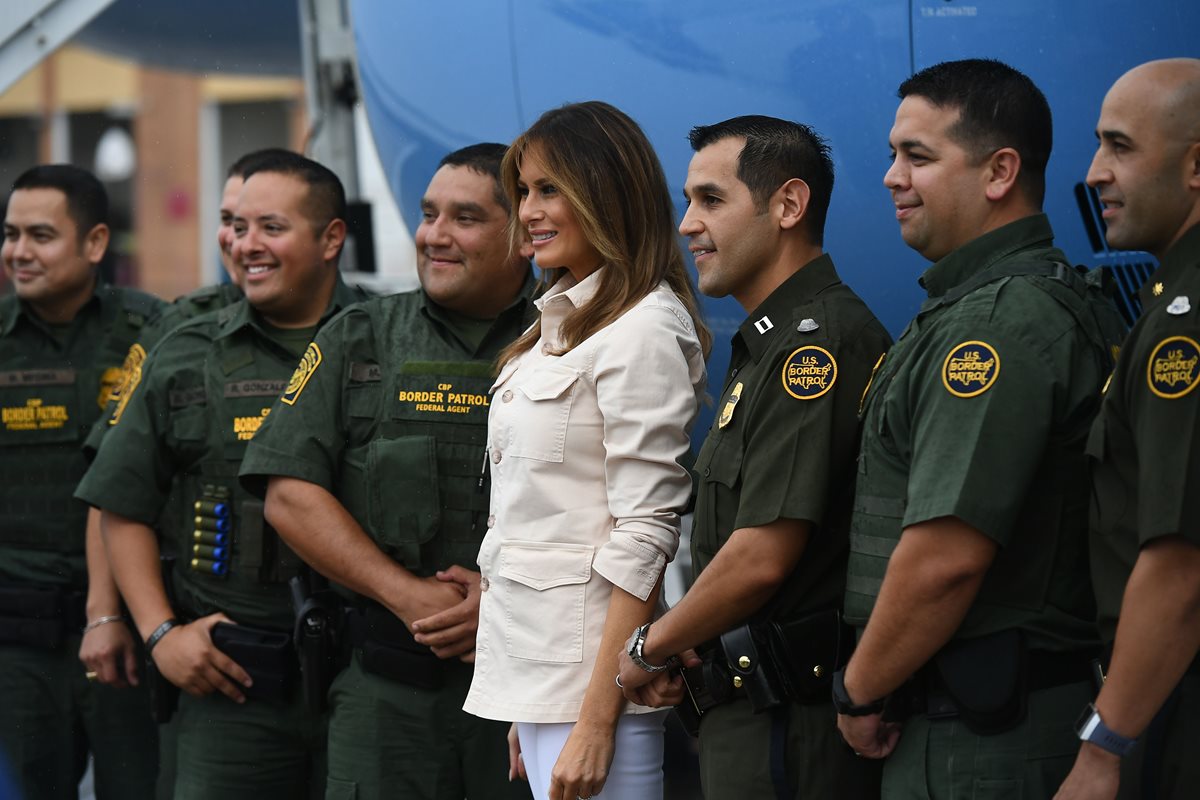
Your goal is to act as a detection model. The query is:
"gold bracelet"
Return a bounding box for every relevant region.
[83,615,125,633]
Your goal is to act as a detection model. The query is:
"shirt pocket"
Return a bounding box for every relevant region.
[497,540,593,663]
[505,366,581,463]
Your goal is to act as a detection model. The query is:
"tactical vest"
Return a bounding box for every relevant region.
[845,263,1125,635]
[162,308,307,631]
[333,298,499,575]
[0,287,158,561]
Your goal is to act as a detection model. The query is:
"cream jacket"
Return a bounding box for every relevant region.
[463,270,706,723]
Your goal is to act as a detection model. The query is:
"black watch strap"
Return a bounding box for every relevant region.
[832,668,886,716]
[145,618,179,654]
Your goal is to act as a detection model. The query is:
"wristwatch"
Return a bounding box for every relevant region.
[626,623,679,673]
[831,668,886,716]
[1075,703,1137,757]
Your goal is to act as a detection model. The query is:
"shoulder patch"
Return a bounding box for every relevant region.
[781,345,837,400]
[109,343,147,425]
[1147,336,1200,399]
[281,343,322,406]
[942,340,1000,398]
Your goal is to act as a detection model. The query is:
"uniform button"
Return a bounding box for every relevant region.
[480,576,490,591]
[486,514,496,528]
[502,390,514,403]
[731,368,739,377]
[491,449,502,464]
[541,343,552,355]
[703,467,711,477]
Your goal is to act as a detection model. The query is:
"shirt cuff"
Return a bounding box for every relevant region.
[592,528,675,601]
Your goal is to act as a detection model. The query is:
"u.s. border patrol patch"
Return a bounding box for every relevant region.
[781,346,837,400]
[942,341,999,398]
[1147,336,1200,399]
[281,343,322,406]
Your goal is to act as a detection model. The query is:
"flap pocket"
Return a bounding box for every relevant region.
[498,541,593,591]
[517,367,580,401]
[490,358,519,393]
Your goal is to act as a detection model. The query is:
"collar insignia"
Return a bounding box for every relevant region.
[753,316,774,335]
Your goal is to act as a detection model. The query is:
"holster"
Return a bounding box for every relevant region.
[289,575,344,713]
[145,655,180,724]
[676,652,733,736]
[350,604,443,690]
[722,624,786,713]
[929,629,1027,735]
[0,584,84,649]
[210,622,295,704]
[766,609,851,704]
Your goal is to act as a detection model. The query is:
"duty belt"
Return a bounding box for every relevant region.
[347,602,445,690]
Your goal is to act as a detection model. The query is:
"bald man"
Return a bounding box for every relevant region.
[1055,58,1200,800]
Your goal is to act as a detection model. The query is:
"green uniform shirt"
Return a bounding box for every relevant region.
[1090,222,1200,642]
[74,277,367,630]
[691,254,891,621]
[239,277,536,578]
[0,283,163,588]
[82,282,244,461]
[846,214,1121,651]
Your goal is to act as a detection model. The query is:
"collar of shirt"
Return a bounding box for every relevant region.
[0,276,104,339]
[421,267,538,356]
[918,213,1059,299]
[214,274,362,344]
[534,267,607,348]
[1139,221,1200,310]
[735,253,842,363]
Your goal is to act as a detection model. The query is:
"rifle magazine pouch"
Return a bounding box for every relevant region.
[933,629,1028,735]
[210,622,294,704]
[720,624,784,713]
[767,609,847,704]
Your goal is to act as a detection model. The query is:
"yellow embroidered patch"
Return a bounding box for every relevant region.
[781,346,837,400]
[281,343,322,406]
[1147,336,1200,399]
[718,381,744,428]
[109,344,147,425]
[942,341,1000,398]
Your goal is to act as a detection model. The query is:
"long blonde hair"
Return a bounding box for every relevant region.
[497,101,711,366]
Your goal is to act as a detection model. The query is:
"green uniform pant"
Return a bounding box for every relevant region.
[881,680,1091,800]
[1118,673,1200,799]
[0,636,158,800]
[699,696,881,799]
[325,650,530,800]
[171,685,327,800]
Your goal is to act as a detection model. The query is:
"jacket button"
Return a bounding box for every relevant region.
[486,514,496,528]
[502,390,513,403]
[480,576,490,592]
[491,450,502,464]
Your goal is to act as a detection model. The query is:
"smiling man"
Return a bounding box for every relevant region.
[1055,58,1200,800]
[75,151,369,798]
[835,59,1127,798]
[0,164,163,800]
[239,143,534,800]
[615,116,889,799]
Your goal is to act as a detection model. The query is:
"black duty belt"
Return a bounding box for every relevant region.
[347,603,444,690]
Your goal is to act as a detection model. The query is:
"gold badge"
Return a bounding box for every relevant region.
[1147,336,1200,399]
[942,341,1000,398]
[859,352,886,415]
[781,346,837,400]
[718,382,744,428]
[281,343,322,406]
[109,344,147,426]
[97,367,122,408]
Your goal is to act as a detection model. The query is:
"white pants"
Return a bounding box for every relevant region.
[516,710,669,800]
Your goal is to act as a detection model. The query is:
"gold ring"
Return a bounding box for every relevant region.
[85,671,98,682]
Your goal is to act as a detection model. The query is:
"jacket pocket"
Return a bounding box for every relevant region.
[497,540,593,663]
[505,366,580,463]
[366,435,441,568]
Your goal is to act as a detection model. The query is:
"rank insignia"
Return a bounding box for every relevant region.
[281,342,322,406]
[718,381,744,428]
[1153,282,1164,297]
[942,340,999,398]
[782,346,837,400]
[1147,336,1200,399]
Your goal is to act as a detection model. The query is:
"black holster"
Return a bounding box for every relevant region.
[289,575,344,713]
[350,604,443,690]
[928,629,1027,735]
[0,584,84,649]
[145,656,180,724]
[210,622,296,704]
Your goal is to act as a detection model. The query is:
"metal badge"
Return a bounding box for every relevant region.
[797,318,819,333]
[1167,296,1191,315]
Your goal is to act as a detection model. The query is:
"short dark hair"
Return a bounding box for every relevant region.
[242,150,346,232]
[899,58,1052,205]
[227,148,297,180]
[439,143,509,211]
[688,116,835,246]
[11,164,109,239]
